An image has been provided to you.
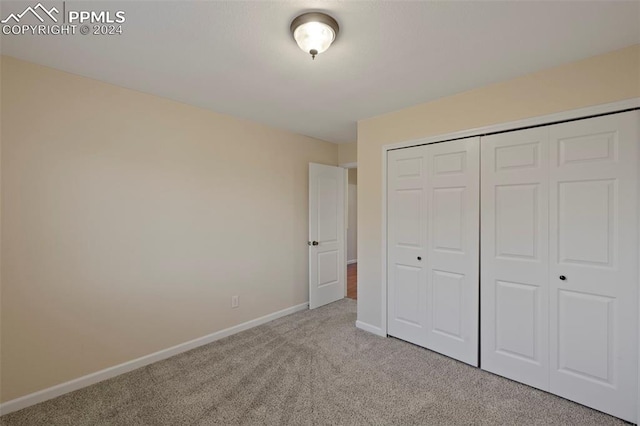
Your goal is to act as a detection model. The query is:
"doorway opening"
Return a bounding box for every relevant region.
[346,167,357,300]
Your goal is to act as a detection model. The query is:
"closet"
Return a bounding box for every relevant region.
[386,110,639,422]
[387,137,479,366]
[481,111,638,421]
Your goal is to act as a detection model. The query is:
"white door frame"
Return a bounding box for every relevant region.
[379,97,640,416]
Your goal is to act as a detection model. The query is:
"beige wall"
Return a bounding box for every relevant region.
[356,44,640,328]
[0,56,338,402]
[0,55,4,404]
[338,142,357,165]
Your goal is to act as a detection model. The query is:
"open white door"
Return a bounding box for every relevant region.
[309,163,345,309]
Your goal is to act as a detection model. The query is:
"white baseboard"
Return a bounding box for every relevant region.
[0,302,309,416]
[347,259,357,265]
[355,320,386,337]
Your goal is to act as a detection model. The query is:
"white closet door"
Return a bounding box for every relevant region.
[548,111,638,422]
[480,127,550,389]
[481,111,639,423]
[387,146,428,347]
[424,138,479,366]
[388,138,479,366]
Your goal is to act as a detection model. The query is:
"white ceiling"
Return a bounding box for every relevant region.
[2,1,639,143]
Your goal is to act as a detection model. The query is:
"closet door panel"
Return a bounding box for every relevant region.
[387,147,429,347]
[425,137,480,366]
[549,111,639,422]
[387,138,479,366]
[480,127,550,390]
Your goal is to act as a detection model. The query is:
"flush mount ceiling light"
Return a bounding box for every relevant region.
[290,12,339,60]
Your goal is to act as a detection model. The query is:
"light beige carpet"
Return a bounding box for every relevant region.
[0,299,626,425]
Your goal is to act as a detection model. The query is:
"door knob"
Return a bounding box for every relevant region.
[417,256,422,261]
[559,275,566,281]
[308,241,319,246]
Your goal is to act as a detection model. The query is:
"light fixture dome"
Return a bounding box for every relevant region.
[290,12,339,60]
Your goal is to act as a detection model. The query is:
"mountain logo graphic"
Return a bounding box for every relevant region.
[1,3,59,24]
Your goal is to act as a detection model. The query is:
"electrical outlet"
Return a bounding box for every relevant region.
[231,295,239,308]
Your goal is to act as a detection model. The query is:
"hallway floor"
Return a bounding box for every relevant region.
[347,263,357,300]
